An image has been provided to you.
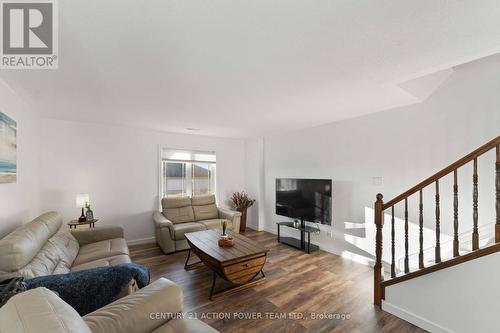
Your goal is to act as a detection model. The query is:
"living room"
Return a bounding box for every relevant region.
[1,1,500,333]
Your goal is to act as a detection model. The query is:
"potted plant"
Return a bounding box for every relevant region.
[230,191,255,232]
[221,220,228,239]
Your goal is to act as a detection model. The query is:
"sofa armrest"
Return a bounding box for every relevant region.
[153,211,174,229]
[83,278,183,333]
[162,318,219,333]
[70,226,124,246]
[153,211,174,237]
[0,287,92,333]
[218,208,242,233]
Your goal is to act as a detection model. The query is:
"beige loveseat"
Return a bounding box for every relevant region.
[153,194,241,253]
[0,278,218,333]
[0,211,131,283]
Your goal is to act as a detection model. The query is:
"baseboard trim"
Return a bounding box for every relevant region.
[263,226,277,234]
[382,301,454,333]
[127,237,156,246]
[246,223,261,231]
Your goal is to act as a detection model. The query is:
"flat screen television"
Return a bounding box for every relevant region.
[275,178,332,225]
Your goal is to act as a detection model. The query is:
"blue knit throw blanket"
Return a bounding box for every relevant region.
[24,263,150,315]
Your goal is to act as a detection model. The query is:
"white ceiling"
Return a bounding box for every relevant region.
[2,0,500,137]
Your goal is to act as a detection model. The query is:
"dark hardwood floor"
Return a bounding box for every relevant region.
[130,229,425,333]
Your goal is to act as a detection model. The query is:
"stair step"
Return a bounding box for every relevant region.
[386,243,500,278]
[391,247,494,275]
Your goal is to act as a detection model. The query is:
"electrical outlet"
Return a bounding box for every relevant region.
[372,177,383,186]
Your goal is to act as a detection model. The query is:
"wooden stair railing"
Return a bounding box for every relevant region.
[374,135,500,306]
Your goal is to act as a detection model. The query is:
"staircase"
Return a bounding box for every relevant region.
[397,221,496,273]
[373,135,500,306]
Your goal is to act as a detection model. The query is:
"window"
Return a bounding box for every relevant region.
[163,161,187,197]
[160,149,216,198]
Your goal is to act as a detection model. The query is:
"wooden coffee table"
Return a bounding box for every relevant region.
[184,229,269,300]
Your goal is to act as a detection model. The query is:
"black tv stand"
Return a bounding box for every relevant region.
[276,219,319,253]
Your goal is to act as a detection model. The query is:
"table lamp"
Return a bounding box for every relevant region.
[76,194,89,222]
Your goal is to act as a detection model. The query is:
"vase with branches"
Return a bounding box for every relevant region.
[230,191,255,232]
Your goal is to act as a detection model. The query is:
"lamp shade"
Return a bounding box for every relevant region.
[76,194,90,208]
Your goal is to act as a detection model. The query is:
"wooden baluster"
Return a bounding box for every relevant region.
[472,158,479,250]
[404,198,409,273]
[374,194,384,306]
[453,169,459,257]
[391,206,396,278]
[496,145,500,243]
[419,190,424,269]
[435,180,441,263]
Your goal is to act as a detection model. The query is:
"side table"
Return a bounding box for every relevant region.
[67,219,99,229]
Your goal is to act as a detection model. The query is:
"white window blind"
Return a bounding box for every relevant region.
[161,149,216,163]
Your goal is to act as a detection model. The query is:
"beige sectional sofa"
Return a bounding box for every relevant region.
[153,194,242,253]
[0,278,218,333]
[0,211,130,282]
[0,211,219,333]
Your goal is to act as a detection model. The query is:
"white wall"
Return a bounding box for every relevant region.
[244,137,265,231]
[0,80,40,237]
[259,54,500,264]
[383,251,500,333]
[40,119,246,243]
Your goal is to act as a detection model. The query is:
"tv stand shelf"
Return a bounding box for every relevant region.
[276,221,319,253]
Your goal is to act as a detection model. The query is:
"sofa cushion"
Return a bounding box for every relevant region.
[73,238,129,266]
[4,229,80,280]
[16,241,61,279]
[71,255,132,272]
[0,287,91,333]
[191,195,218,221]
[163,206,195,224]
[198,219,232,230]
[49,230,80,268]
[52,261,73,275]
[173,222,206,240]
[0,212,62,274]
[192,204,218,221]
[191,194,216,206]
[161,196,191,209]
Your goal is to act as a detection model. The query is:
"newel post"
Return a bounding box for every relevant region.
[374,193,384,306]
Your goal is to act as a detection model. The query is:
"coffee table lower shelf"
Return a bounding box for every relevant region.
[184,249,267,300]
[208,270,266,301]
